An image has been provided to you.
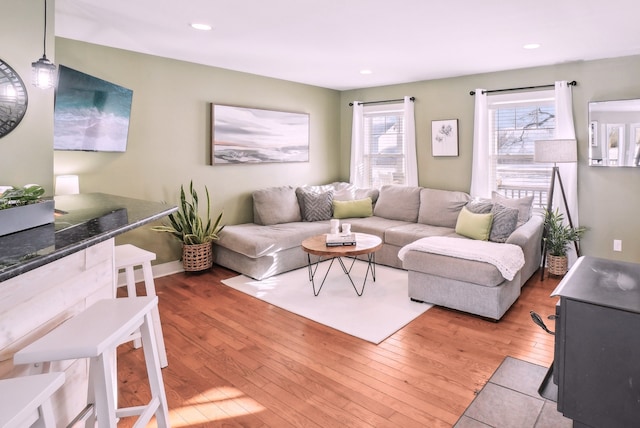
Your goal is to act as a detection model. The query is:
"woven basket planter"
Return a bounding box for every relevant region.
[182,242,213,272]
[547,254,568,276]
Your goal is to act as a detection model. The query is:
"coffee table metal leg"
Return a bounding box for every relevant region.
[307,254,378,297]
[307,254,338,296]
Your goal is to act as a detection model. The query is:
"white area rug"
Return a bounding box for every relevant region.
[221,260,432,344]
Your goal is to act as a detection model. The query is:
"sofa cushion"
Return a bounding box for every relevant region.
[373,185,421,222]
[489,203,519,243]
[332,197,373,219]
[295,187,334,222]
[491,192,533,226]
[455,207,493,240]
[217,221,328,258]
[418,188,471,227]
[344,216,412,240]
[402,250,506,287]
[253,186,302,225]
[385,223,458,248]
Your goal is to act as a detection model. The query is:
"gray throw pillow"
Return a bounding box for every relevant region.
[491,192,533,226]
[465,200,494,214]
[489,203,519,243]
[300,190,334,221]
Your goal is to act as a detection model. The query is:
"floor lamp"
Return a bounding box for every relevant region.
[534,139,578,280]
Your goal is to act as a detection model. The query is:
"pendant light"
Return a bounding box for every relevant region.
[32,0,57,89]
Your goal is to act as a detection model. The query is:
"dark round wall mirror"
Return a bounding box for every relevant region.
[0,58,29,138]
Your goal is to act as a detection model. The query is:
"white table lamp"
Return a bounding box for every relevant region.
[534,139,578,280]
[55,175,80,195]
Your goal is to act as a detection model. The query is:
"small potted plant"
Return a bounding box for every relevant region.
[152,181,224,271]
[543,208,586,276]
[0,185,54,236]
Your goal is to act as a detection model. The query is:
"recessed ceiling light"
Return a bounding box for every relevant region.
[360,69,373,75]
[523,43,541,50]
[190,23,212,31]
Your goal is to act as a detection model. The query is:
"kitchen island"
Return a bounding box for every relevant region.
[0,193,176,425]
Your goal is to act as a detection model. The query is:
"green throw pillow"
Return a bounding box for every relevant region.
[333,197,373,219]
[455,207,493,240]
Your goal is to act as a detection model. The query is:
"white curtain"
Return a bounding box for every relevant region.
[470,89,490,198]
[403,96,418,186]
[349,101,365,187]
[554,80,580,266]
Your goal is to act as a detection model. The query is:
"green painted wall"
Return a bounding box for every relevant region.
[5,3,640,265]
[0,0,54,192]
[340,55,640,263]
[54,38,341,263]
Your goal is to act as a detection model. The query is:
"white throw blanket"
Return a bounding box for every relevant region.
[397,236,525,281]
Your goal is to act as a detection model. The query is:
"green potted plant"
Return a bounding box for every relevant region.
[152,181,224,271]
[543,208,586,275]
[0,185,54,236]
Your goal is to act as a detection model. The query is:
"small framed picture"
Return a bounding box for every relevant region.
[431,119,459,157]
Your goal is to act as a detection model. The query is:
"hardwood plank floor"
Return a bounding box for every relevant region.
[117,265,561,427]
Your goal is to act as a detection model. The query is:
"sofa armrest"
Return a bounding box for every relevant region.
[506,213,544,283]
[506,213,544,247]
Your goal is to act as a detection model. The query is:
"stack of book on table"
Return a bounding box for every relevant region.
[326,233,357,247]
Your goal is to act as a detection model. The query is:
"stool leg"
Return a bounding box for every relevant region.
[90,352,119,428]
[124,266,143,349]
[32,400,56,428]
[142,262,168,368]
[140,311,170,427]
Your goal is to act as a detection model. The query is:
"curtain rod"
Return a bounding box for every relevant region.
[349,97,415,106]
[469,80,577,96]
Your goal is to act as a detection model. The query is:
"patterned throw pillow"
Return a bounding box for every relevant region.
[301,190,334,221]
[489,203,520,243]
[491,192,533,226]
[465,200,494,214]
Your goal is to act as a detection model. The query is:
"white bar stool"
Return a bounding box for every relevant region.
[14,297,170,428]
[114,244,168,368]
[0,372,65,428]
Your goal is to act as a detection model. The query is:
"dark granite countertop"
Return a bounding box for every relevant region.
[0,193,177,283]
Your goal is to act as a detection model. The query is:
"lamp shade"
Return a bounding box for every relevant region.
[55,175,79,195]
[534,139,577,163]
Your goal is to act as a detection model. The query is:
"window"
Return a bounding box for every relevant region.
[362,103,407,188]
[488,90,555,209]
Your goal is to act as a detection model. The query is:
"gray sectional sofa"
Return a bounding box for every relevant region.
[213,183,544,320]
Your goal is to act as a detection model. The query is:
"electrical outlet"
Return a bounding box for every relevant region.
[614,240,622,252]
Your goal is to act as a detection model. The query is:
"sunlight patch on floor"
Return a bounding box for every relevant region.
[146,387,266,427]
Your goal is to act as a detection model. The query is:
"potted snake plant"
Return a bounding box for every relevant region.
[152,181,224,271]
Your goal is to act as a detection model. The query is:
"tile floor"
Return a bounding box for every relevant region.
[455,357,573,428]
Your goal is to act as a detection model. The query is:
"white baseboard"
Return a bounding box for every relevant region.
[116,260,184,287]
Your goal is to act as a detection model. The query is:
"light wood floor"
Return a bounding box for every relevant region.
[117,265,561,427]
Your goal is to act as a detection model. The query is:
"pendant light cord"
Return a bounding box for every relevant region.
[42,0,48,58]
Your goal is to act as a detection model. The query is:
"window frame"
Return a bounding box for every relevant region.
[362,102,407,188]
[487,90,556,209]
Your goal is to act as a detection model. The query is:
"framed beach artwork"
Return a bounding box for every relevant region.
[211,104,310,164]
[431,119,459,157]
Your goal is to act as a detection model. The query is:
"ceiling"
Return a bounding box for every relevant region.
[55,0,640,91]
